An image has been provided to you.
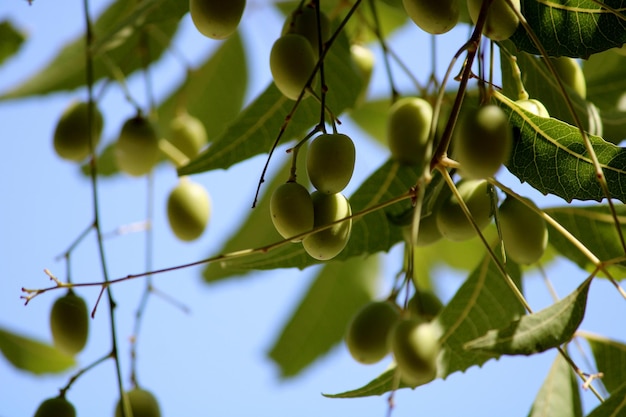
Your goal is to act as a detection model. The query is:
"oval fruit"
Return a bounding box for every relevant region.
[402,213,443,247]
[189,0,245,40]
[50,291,89,356]
[498,196,548,264]
[306,133,356,194]
[467,0,520,41]
[516,98,550,118]
[167,177,211,242]
[436,179,493,241]
[282,6,331,56]
[114,115,160,177]
[345,301,401,364]
[549,57,586,99]
[34,396,76,417]
[402,0,460,34]
[270,182,314,242]
[270,34,317,100]
[167,112,208,160]
[302,192,352,260]
[408,290,443,321]
[389,319,439,386]
[53,100,103,162]
[453,104,512,179]
[387,97,433,167]
[350,44,375,107]
[115,388,161,417]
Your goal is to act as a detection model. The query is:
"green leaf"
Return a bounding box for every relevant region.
[464,277,591,355]
[586,383,626,417]
[0,20,26,67]
[326,249,525,398]
[584,51,626,110]
[496,93,626,203]
[544,205,626,274]
[509,0,626,59]
[348,98,391,145]
[527,353,582,417]
[1,0,187,99]
[0,327,76,374]
[583,332,626,394]
[268,256,379,378]
[178,28,363,175]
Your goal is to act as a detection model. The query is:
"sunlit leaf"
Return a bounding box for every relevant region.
[544,205,626,274]
[586,383,626,417]
[527,353,582,417]
[0,327,75,374]
[1,0,187,99]
[583,332,626,394]
[268,256,379,378]
[323,367,412,398]
[178,28,362,175]
[0,20,26,67]
[464,277,591,355]
[496,92,626,203]
[348,98,391,145]
[509,0,626,58]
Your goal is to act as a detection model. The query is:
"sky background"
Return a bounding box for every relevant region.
[1,1,625,416]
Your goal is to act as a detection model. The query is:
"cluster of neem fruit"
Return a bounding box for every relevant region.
[52,100,211,243]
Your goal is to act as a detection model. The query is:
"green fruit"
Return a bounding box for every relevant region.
[115,388,161,417]
[549,57,587,99]
[53,101,103,162]
[467,0,520,41]
[346,301,401,364]
[453,104,512,179]
[387,97,433,167]
[436,179,493,241]
[515,98,550,118]
[189,0,245,40]
[407,290,443,321]
[270,34,317,100]
[302,192,352,260]
[167,113,208,160]
[34,396,76,417]
[350,44,375,107]
[306,133,356,194]
[282,6,331,56]
[498,196,548,264]
[389,319,439,386]
[114,115,160,177]
[402,0,460,34]
[402,213,443,246]
[270,182,314,241]
[167,177,211,242]
[50,290,89,356]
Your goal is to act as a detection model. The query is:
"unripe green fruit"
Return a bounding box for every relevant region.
[270,34,317,100]
[302,192,352,260]
[34,396,76,417]
[270,182,314,242]
[549,57,587,99]
[387,97,433,167]
[282,6,330,56]
[467,0,520,41]
[115,388,161,417]
[402,213,443,246]
[345,301,401,364]
[389,319,439,386]
[189,0,245,40]
[408,290,443,321]
[436,179,493,241]
[53,100,103,162]
[167,177,211,242]
[50,291,89,356]
[167,113,208,160]
[453,104,512,179]
[402,0,460,34]
[498,196,548,264]
[115,115,160,177]
[351,44,375,107]
[306,133,356,194]
[516,98,550,118]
